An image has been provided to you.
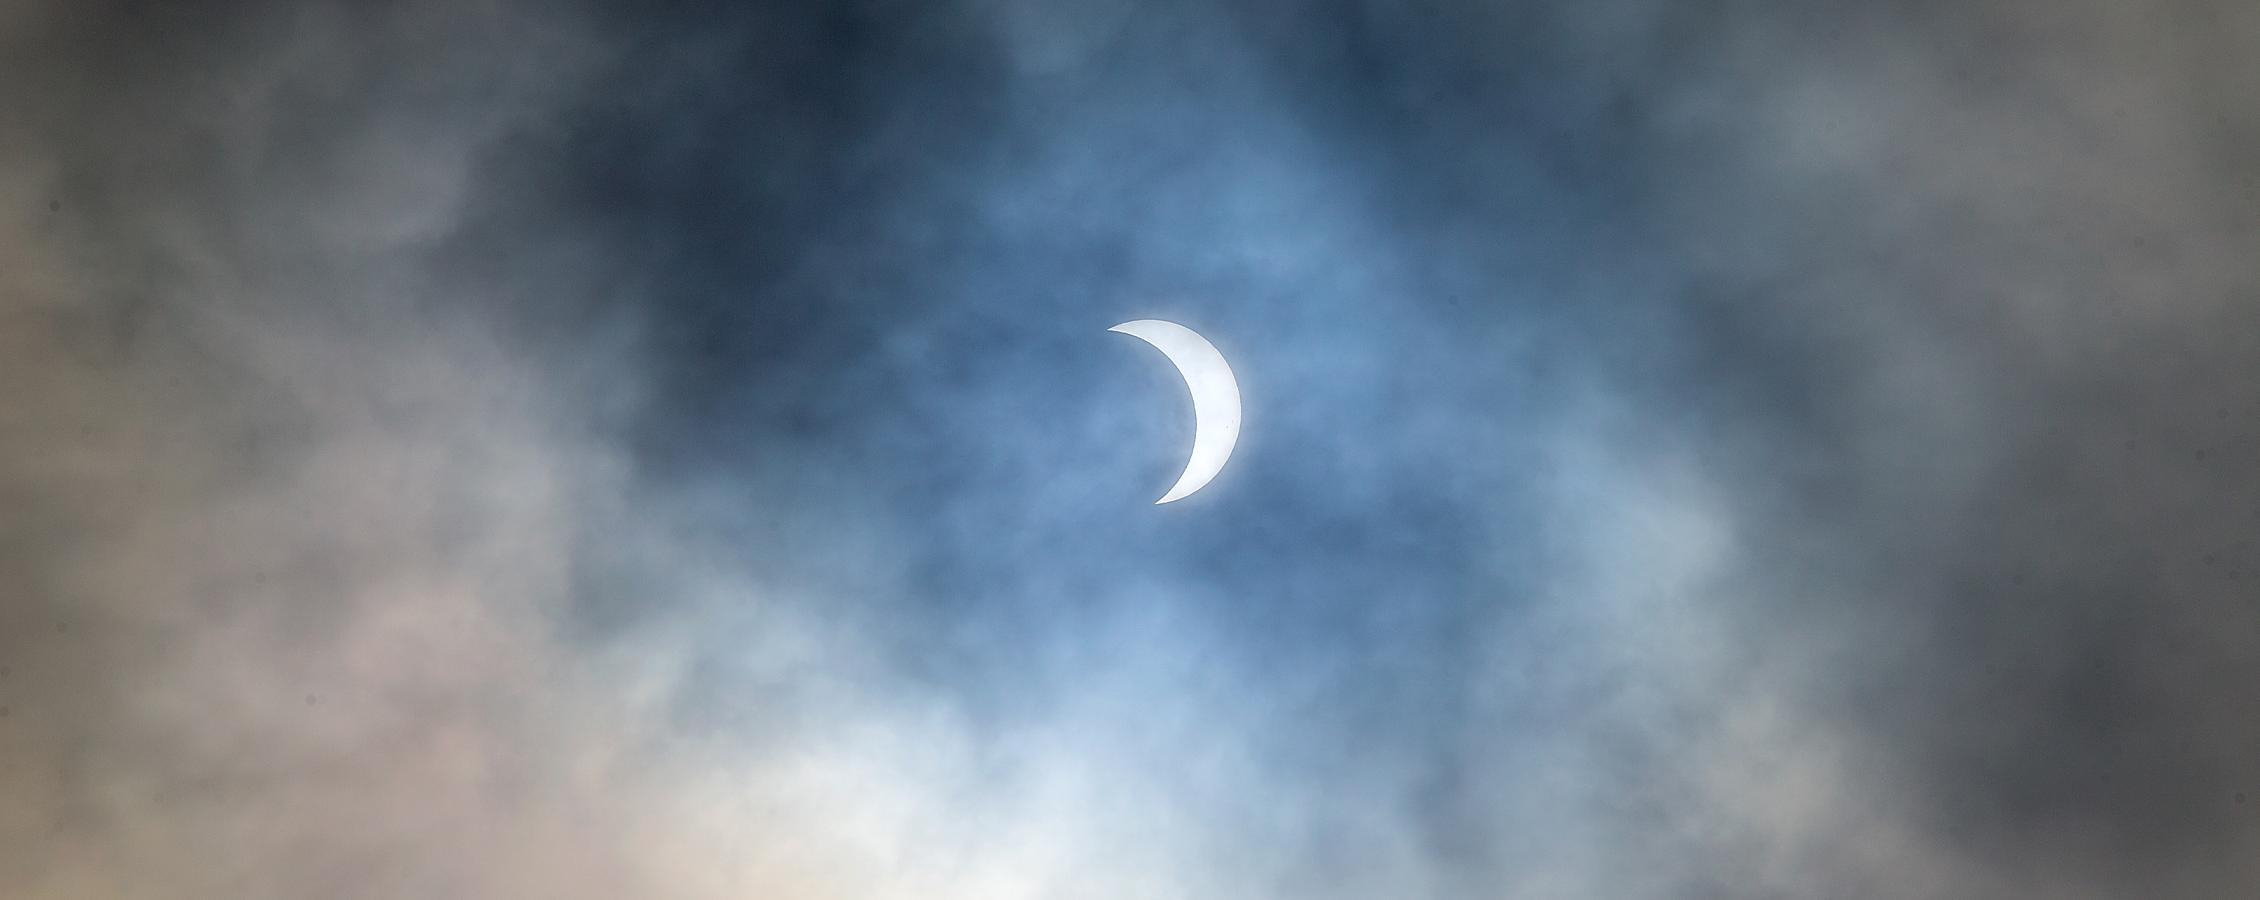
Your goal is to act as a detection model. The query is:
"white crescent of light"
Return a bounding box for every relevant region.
[1110,319,1241,504]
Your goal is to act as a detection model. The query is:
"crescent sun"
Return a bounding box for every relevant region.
[1109,319,1241,504]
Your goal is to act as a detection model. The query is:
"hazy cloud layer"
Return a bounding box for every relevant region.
[5,1,2260,897]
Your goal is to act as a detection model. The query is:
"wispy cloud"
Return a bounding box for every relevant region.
[6,1,2259,897]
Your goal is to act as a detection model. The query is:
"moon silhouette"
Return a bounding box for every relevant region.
[1110,319,1241,504]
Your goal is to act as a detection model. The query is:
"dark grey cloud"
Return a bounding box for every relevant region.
[5,0,2260,897]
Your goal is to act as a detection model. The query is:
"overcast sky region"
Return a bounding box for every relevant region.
[6,1,2260,897]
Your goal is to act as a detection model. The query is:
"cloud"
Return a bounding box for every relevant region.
[7,1,2260,898]
[0,3,680,895]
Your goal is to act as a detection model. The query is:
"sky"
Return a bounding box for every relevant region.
[5,0,2260,897]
